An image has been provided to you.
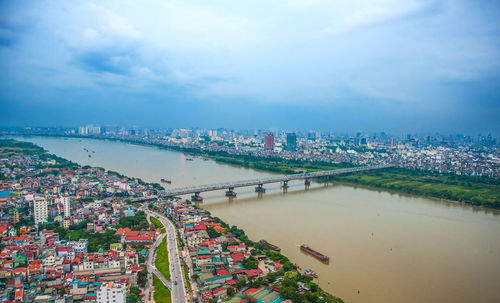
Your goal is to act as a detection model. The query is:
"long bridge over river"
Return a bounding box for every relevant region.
[150,164,391,202]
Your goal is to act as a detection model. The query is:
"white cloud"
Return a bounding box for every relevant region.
[2,0,498,108]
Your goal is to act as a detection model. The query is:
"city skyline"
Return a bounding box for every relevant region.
[1,0,499,134]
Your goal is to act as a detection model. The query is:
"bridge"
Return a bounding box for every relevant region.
[159,164,391,202]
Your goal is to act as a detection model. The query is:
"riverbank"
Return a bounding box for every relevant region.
[2,138,345,302]
[25,134,497,209]
[6,136,500,303]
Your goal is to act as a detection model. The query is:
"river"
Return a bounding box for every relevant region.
[10,136,500,303]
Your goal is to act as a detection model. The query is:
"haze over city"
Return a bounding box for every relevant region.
[1,0,499,134]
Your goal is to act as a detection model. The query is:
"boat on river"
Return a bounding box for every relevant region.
[259,240,281,252]
[161,179,172,184]
[304,269,318,278]
[300,244,329,262]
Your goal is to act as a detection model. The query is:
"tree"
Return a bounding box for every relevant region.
[138,268,148,288]
[235,279,247,289]
[267,272,279,283]
[227,287,235,297]
[242,256,258,270]
[206,226,221,239]
[282,271,298,289]
[126,293,139,303]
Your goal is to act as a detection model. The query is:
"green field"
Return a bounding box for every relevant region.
[182,262,191,293]
[212,154,351,174]
[150,217,166,233]
[0,139,79,170]
[210,154,499,209]
[155,237,170,280]
[0,139,45,156]
[331,168,500,209]
[153,275,172,303]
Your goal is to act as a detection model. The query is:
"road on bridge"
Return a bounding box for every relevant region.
[161,164,392,197]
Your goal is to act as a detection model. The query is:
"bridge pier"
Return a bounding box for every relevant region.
[255,184,266,193]
[305,179,311,189]
[281,180,289,193]
[225,187,237,197]
[191,192,203,202]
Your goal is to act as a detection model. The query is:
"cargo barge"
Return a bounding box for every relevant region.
[259,240,281,252]
[300,244,329,262]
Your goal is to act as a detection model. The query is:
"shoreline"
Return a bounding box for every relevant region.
[5,133,498,211]
[1,137,344,302]
[332,181,500,215]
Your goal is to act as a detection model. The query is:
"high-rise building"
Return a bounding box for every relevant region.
[78,126,88,136]
[9,208,19,224]
[286,133,297,152]
[34,197,48,225]
[97,282,126,303]
[265,134,274,150]
[62,196,71,217]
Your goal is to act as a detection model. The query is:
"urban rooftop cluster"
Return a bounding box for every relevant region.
[0,140,162,302]
[0,139,344,303]
[3,125,498,178]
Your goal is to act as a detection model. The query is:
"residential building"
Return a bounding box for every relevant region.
[62,196,71,217]
[265,134,274,151]
[34,197,48,225]
[286,133,297,151]
[97,281,126,303]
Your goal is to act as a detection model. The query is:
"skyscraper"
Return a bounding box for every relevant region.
[34,197,48,225]
[286,133,297,151]
[62,196,71,217]
[265,134,274,150]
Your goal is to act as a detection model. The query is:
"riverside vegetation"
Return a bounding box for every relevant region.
[5,136,498,208]
[204,153,499,209]
[29,135,500,209]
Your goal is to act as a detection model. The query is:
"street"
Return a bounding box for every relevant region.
[143,227,166,303]
[145,210,188,303]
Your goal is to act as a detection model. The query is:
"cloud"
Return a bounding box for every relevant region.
[0,0,499,133]
[75,50,135,75]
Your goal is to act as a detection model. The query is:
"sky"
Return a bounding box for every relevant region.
[0,0,499,135]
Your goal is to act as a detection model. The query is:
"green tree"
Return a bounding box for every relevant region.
[242,256,258,270]
[126,293,139,303]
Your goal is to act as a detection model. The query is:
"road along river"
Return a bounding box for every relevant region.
[11,136,500,303]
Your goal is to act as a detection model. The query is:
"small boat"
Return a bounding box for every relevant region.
[186,158,194,161]
[300,244,329,262]
[161,179,172,184]
[259,240,281,252]
[304,269,318,278]
[88,155,91,158]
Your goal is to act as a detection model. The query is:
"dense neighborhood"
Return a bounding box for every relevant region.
[0,139,342,303]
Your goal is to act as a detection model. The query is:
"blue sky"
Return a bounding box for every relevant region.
[0,0,499,134]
